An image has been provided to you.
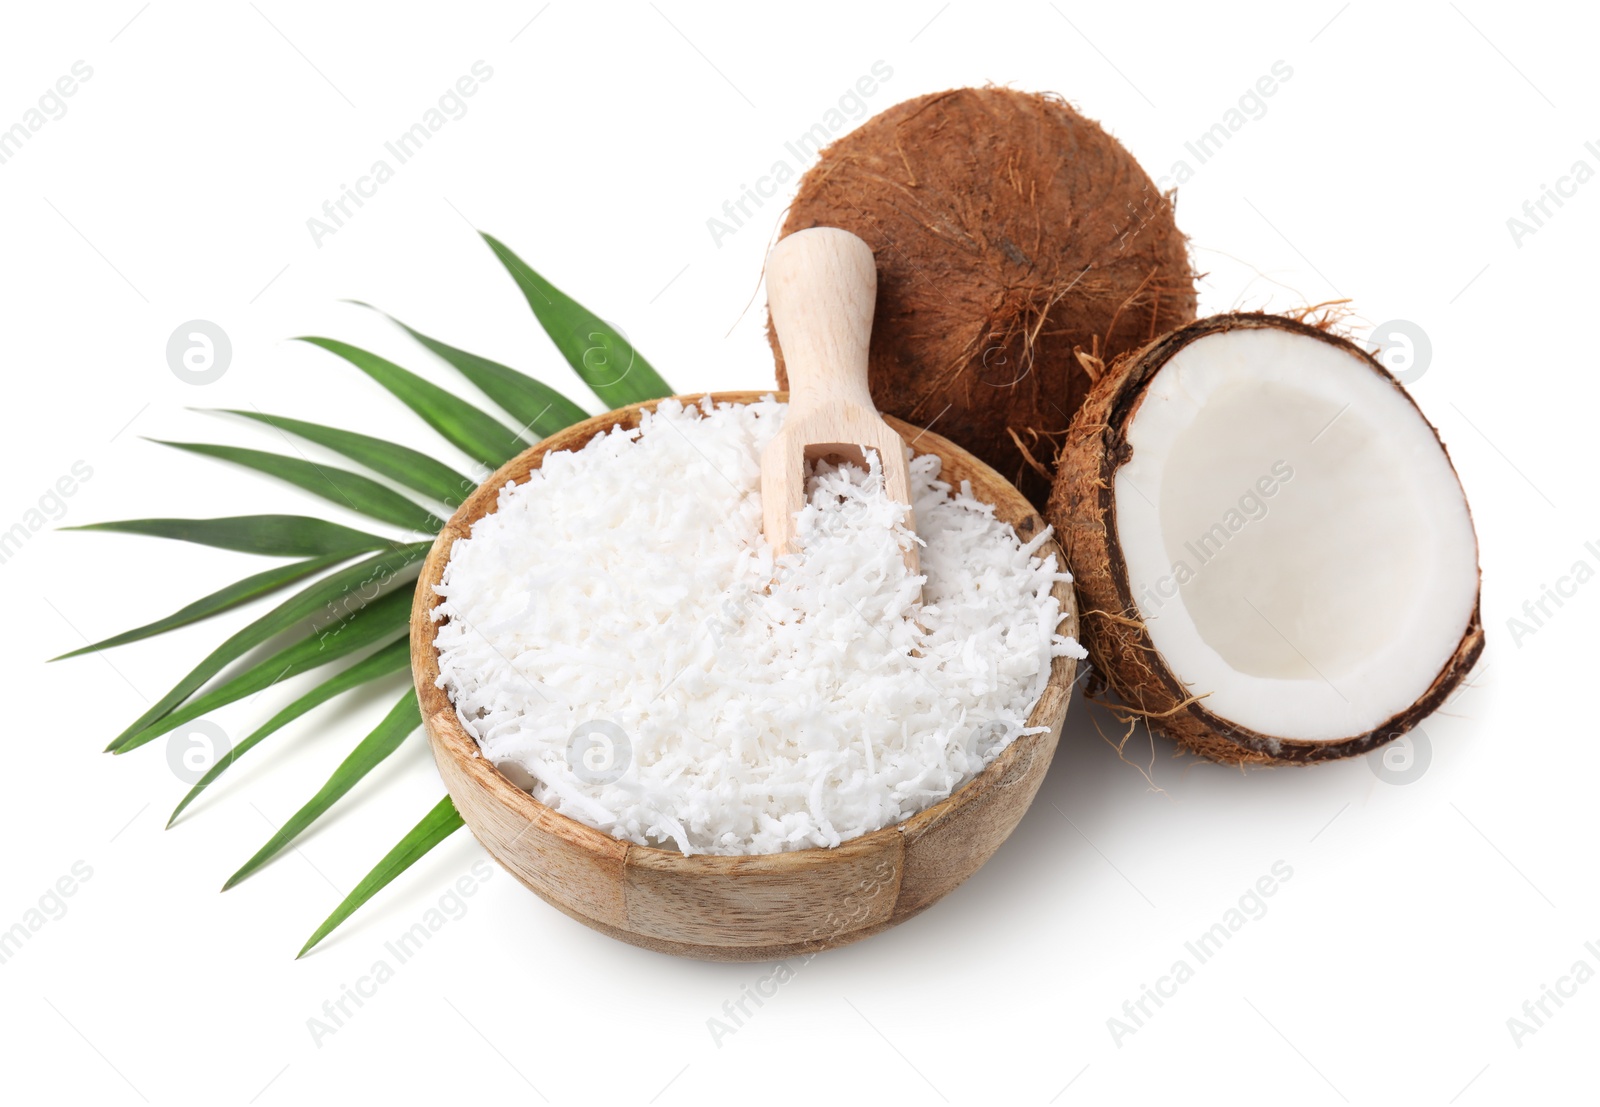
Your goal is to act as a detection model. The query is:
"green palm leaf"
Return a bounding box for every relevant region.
[298,794,463,958]
[116,586,413,755]
[352,302,589,438]
[107,543,430,752]
[51,553,348,662]
[212,410,474,508]
[481,232,673,407]
[150,441,441,535]
[297,337,527,469]
[64,231,683,956]
[224,688,421,890]
[169,637,411,827]
[62,515,392,558]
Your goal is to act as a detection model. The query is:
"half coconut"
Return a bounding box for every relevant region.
[1048,312,1483,765]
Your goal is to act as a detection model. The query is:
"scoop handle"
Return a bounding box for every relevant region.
[767,227,877,412]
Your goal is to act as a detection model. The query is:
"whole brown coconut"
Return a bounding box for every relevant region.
[1047,312,1484,767]
[770,87,1196,507]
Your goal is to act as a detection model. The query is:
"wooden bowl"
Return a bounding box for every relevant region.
[411,391,1078,960]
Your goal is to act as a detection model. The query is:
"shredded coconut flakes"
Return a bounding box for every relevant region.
[432,396,1083,855]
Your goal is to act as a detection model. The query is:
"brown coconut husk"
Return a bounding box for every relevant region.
[1046,312,1485,766]
[770,87,1196,508]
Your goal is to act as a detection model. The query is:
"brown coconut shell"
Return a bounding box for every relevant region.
[1046,312,1485,766]
[769,86,1197,508]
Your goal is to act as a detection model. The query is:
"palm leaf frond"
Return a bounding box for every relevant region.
[65,230,682,955]
[150,441,442,534]
[481,232,673,407]
[354,302,589,438]
[212,410,473,508]
[169,637,412,827]
[62,514,392,558]
[296,337,527,469]
[298,794,464,958]
[106,543,430,752]
[224,688,421,890]
[115,586,413,754]
[51,554,349,661]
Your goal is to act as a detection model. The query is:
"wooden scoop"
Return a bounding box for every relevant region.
[761,227,921,580]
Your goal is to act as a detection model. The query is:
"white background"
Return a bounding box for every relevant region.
[1,2,1593,1104]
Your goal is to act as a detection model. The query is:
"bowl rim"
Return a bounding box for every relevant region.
[410,390,1078,872]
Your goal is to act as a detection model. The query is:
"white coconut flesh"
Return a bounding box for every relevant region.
[1112,326,1478,742]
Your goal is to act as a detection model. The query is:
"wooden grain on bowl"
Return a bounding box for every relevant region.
[411,391,1078,961]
